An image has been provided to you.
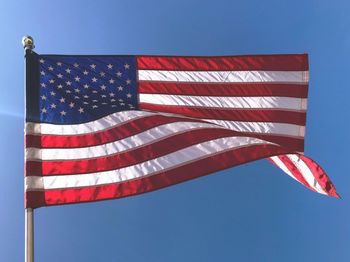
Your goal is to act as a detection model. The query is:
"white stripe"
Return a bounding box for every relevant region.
[140,94,307,111]
[287,154,327,195]
[25,136,273,190]
[138,70,308,83]
[205,119,304,138]
[25,110,190,136]
[25,110,157,136]
[26,121,225,161]
[270,156,298,181]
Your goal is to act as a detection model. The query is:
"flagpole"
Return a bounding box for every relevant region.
[22,35,35,262]
[25,208,34,262]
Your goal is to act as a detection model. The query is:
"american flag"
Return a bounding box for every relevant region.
[25,53,338,208]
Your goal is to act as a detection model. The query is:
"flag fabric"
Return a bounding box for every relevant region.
[25,52,338,208]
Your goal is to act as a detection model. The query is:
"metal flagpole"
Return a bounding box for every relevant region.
[25,208,34,262]
[22,35,35,262]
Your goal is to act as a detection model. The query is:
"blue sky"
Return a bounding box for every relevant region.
[0,0,349,261]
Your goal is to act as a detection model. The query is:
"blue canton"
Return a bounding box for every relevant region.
[38,55,138,124]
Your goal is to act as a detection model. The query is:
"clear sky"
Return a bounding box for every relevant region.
[0,0,349,261]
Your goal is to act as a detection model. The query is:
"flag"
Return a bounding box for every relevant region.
[25,52,338,208]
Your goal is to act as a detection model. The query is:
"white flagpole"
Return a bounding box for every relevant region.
[22,35,35,262]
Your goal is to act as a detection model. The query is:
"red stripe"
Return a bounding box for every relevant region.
[273,155,314,192]
[26,131,304,178]
[298,155,339,198]
[26,128,242,176]
[136,54,308,71]
[244,134,303,152]
[26,144,289,208]
[25,191,45,209]
[25,115,207,149]
[139,82,308,98]
[139,103,306,126]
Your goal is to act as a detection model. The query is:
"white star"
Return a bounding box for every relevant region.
[48,66,54,71]
[92,90,98,94]
[92,99,98,103]
[57,84,63,89]
[41,108,47,113]
[111,105,117,108]
[92,77,97,83]
[69,102,75,108]
[74,96,80,99]
[90,64,96,69]
[66,90,72,94]
[124,63,130,69]
[56,62,62,66]
[100,72,106,77]
[126,79,131,85]
[120,102,125,106]
[109,92,115,97]
[60,110,66,116]
[83,95,89,99]
[107,64,113,69]
[41,95,47,100]
[40,83,46,88]
[65,68,71,74]
[57,73,63,78]
[83,101,89,105]
[83,84,89,89]
[78,107,84,113]
[100,85,106,90]
[126,93,132,98]
[117,86,123,91]
[83,70,89,75]
[110,98,116,102]
[39,59,45,64]
[92,105,98,109]
[66,81,72,86]
[116,71,122,77]
[50,103,57,109]
[40,71,45,76]
[73,63,79,68]
[118,99,124,102]
[49,79,55,84]
[101,94,107,98]
[109,79,115,84]
[101,102,107,105]
[59,97,65,103]
[74,76,80,82]
[50,91,56,96]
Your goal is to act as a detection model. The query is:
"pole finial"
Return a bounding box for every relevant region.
[22,36,35,51]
